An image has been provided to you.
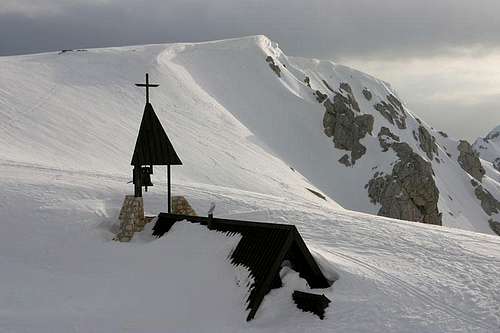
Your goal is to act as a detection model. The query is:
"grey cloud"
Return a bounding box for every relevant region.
[1,0,500,59]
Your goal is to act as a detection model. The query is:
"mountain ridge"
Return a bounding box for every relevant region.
[1,35,499,235]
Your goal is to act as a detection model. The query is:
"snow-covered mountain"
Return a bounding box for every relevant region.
[475,125,500,171]
[1,35,499,235]
[473,125,500,234]
[1,36,500,332]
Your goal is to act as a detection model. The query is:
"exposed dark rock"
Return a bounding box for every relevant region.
[304,76,311,88]
[367,142,442,226]
[493,158,500,172]
[457,140,485,181]
[377,127,400,152]
[340,82,353,94]
[341,82,360,112]
[489,219,500,236]
[58,49,87,54]
[314,90,327,103]
[362,88,372,101]
[265,56,281,77]
[322,88,374,164]
[374,96,407,129]
[306,188,327,201]
[415,118,422,125]
[322,80,334,92]
[472,184,500,216]
[387,94,404,113]
[486,131,500,141]
[338,154,351,167]
[438,131,448,138]
[418,126,438,159]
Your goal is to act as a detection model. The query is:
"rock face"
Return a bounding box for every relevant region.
[493,158,500,172]
[304,76,311,88]
[322,80,334,92]
[374,95,407,129]
[438,131,448,138]
[489,219,500,236]
[457,140,485,181]
[314,90,327,103]
[265,56,281,77]
[322,84,374,165]
[368,139,442,226]
[471,181,500,216]
[418,126,438,160]
[377,126,400,152]
[362,88,372,101]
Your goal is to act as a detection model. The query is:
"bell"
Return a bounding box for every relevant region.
[141,166,153,192]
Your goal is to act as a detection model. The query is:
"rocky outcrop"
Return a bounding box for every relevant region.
[493,158,500,172]
[373,94,407,129]
[489,219,500,236]
[457,140,485,181]
[368,142,442,225]
[362,88,372,101]
[438,131,448,138]
[322,80,334,92]
[322,87,374,165]
[338,154,351,167]
[377,126,400,152]
[486,131,500,141]
[314,90,327,103]
[265,56,281,77]
[340,82,360,111]
[304,76,311,88]
[470,180,500,216]
[418,126,438,160]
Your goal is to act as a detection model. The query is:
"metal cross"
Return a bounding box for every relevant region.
[135,73,159,103]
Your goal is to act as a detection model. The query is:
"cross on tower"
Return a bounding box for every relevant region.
[135,73,159,103]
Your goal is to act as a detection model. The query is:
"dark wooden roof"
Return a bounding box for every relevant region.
[131,103,182,166]
[153,213,332,321]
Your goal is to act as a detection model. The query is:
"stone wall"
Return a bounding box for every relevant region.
[115,195,145,242]
[172,196,197,216]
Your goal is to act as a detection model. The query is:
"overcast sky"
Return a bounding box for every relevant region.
[2,0,499,140]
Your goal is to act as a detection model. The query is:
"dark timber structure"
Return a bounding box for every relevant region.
[132,73,182,212]
[153,213,332,321]
[127,74,331,321]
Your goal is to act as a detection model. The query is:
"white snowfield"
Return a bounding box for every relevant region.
[0,36,500,332]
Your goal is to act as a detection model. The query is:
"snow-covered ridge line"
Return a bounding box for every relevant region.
[0,34,499,235]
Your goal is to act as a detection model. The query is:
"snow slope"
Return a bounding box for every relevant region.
[1,35,498,234]
[0,161,499,332]
[475,125,500,178]
[1,36,500,332]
